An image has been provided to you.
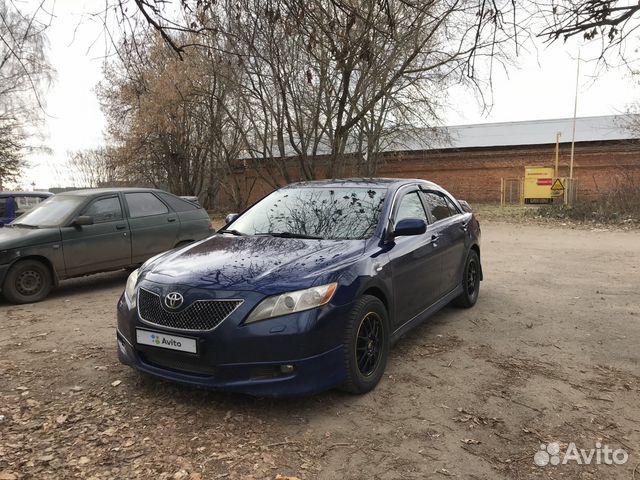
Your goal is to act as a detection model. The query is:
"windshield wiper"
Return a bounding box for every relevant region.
[258,231,324,240]
[9,223,39,229]
[218,229,246,236]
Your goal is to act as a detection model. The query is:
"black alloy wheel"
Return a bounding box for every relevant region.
[355,312,384,377]
[341,295,389,394]
[453,249,480,308]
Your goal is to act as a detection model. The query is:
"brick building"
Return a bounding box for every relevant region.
[232,115,640,207]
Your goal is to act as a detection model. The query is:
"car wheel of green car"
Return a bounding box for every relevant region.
[2,259,53,304]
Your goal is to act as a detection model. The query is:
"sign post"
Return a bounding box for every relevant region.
[555,132,561,177]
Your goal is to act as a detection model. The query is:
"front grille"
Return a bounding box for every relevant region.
[138,288,242,331]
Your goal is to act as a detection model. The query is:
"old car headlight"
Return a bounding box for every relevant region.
[245,283,338,324]
[124,268,140,307]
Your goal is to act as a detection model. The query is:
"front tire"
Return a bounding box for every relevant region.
[452,249,480,308]
[2,259,53,304]
[340,295,390,394]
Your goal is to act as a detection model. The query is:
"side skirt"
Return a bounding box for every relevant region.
[390,285,463,343]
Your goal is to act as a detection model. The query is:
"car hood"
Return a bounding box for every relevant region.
[143,234,366,294]
[0,226,61,250]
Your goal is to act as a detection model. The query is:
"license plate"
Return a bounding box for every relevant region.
[136,329,197,354]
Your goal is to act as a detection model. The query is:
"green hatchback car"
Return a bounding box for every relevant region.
[0,188,213,304]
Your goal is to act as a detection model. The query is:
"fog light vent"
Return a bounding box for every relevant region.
[280,364,295,374]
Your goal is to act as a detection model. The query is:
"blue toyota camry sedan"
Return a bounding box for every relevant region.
[117,179,482,396]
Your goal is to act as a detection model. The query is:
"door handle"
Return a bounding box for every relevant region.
[430,234,440,246]
[168,217,177,223]
[116,224,126,230]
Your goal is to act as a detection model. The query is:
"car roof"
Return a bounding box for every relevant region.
[0,191,53,197]
[56,187,165,197]
[283,177,440,190]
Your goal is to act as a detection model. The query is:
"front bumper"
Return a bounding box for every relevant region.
[116,283,352,396]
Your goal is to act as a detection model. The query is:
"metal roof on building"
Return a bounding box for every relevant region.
[401,115,639,152]
[239,115,638,160]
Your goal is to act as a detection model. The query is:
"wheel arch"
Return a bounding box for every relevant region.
[361,285,390,315]
[7,255,59,287]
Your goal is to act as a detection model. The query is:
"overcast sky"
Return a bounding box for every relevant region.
[21,0,640,190]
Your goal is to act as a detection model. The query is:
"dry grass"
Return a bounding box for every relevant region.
[532,178,640,225]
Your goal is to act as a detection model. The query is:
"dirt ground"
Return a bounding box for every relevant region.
[1,221,639,480]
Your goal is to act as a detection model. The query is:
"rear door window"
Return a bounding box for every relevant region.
[423,192,453,222]
[125,193,169,218]
[83,196,124,223]
[444,195,460,215]
[0,197,7,216]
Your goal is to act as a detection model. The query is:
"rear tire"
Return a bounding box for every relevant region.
[452,249,480,308]
[340,295,390,394]
[2,259,53,304]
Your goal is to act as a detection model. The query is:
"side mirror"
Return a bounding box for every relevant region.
[458,200,472,213]
[393,218,427,237]
[225,213,239,224]
[73,215,94,226]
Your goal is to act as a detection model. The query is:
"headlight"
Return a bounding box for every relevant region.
[245,283,338,324]
[124,268,140,306]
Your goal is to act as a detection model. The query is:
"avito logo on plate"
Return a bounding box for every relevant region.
[136,330,197,354]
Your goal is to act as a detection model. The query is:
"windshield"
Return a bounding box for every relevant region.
[229,187,387,240]
[12,195,84,227]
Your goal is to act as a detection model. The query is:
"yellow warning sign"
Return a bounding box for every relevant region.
[550,178,565,191]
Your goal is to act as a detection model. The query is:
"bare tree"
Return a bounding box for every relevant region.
[0,0,53,185]
[99,31,257,209]
[97,0,525,208]
[538,1,640,47]
[112,1,515,172]
[65,148,119,187]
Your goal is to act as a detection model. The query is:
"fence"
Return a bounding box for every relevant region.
[500,178,523,206]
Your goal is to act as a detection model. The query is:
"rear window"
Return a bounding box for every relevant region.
[15,195,46,211]
[157,192,200,212]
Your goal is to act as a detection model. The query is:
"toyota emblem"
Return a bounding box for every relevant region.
[164,292,184,309]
